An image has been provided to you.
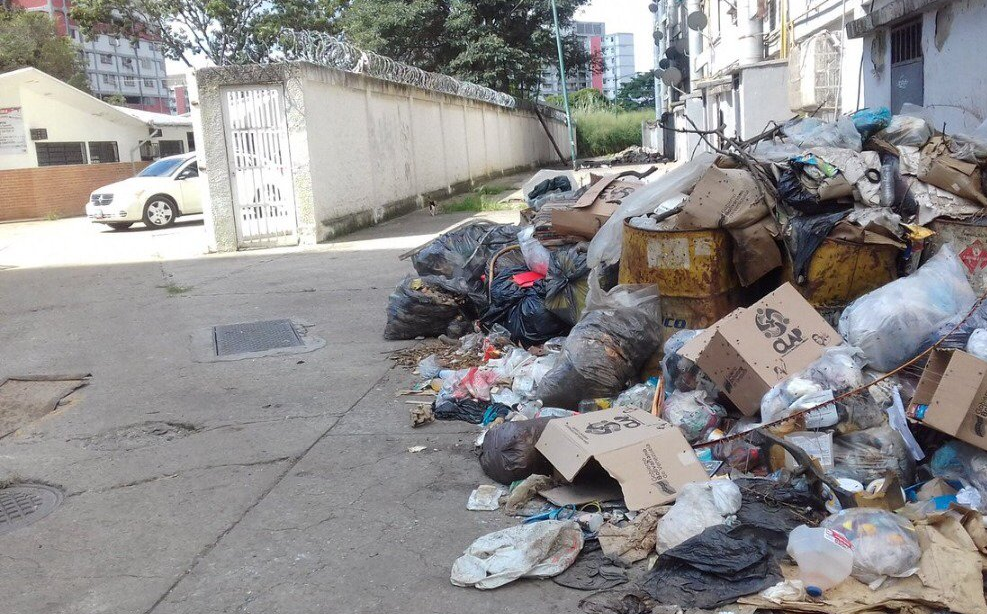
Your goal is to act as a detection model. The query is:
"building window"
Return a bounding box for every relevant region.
[139,58,152,70]
[890,19,922,64]
[88,141,120,164]
[36,142,86,166]
[123,76,136,87]
[100,53,113,65]
[102,74,116,85]
[158,140,185,157]
[143,78,155,88]
[122,58,134,71]
[186,131,195,151]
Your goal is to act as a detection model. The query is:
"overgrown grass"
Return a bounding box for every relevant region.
[440,185,522,213]
[574,109,652,158]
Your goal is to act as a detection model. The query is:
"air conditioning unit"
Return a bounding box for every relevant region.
[788,32,841,117]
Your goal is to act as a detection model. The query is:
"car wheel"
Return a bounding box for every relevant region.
[107,222,133,231]
[143,197,177,229]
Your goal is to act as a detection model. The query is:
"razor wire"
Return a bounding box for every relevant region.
[269,30,520,110]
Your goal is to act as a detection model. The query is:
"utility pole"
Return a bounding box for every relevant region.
[550,0,578,167]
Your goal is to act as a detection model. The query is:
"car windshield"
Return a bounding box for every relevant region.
[138,157,186,177]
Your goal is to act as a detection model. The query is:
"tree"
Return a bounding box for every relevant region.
[70,0,346,66]
[0,7,89,91]
[103,93,126,105]
[339,0,589,97]
[569,87,608,110]
[615,71,657,110]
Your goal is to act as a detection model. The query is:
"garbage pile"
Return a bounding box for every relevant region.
[580,145,665,168]
[385,106,987,614]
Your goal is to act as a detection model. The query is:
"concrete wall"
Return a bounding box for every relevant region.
[738,62,791,137]
[860,0,987,131]
[193,62,569,252]
[0,161,149,221]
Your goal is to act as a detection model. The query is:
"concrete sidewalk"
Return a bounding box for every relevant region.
[0,208,583,614]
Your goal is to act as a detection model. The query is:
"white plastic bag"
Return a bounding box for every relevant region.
[518,226,550,276]
[820,508,920,585]
[782,116,862,151]
[967,329,987,361]
[450,520,583,589]
[656,480,741,553]
[588,153,714,268]
[839,246,976,371]
[662,390,724,442]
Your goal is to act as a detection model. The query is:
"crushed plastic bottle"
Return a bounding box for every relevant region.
[786,525,854,597]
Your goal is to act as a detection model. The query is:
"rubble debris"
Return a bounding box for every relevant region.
[579,146,663,168]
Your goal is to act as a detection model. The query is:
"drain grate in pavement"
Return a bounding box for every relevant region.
[213,319,304,356]
[0,484,63,535]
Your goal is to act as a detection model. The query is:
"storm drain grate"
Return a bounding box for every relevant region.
[213,319,304,356]
[0,484,63,535]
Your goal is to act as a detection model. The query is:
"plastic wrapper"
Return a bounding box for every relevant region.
[517,226,550,276]
[782,116,862,151]
[656,480,742,553]
[544,246,589,326]
[482,265,569,347]
[875,112,933,148]
[417,354,443,379]
[751,140,803,162]
[536,282,662,410]
[952,118,987,163]
[662,390,724,442]
[920,300,987,354]
[839,246,976,371]
[412,222,519,282]
[612,381,658,412]
[831,424,915,485]
[820,508,921,584]
[760,377,826,424]
[967,329,987,361]
[851,107,891,140]
[383,275,474,340]
[760,346,865,423]
[929,441,987,512]
[661,329,719,395]
[479,417,555,484]
[587,153,715,268]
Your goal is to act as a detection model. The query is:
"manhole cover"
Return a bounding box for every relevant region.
[213,319,303,356]
[0,484,62,535]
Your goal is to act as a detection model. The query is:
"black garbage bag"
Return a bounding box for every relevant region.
[482,265,570,347]
[778,167,850,215]
[545,246,590,325]
[642,524,782,609]
[433,399,510,424]
[412,222,520,282]
[536,284,662,410]
[553,541,628,591]
[528,176,573,201]
[479,417,555,484]
[383,275,475,340]
[733,478,827,555]
[785,210,850,282]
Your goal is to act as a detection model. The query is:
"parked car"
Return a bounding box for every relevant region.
[86,153,201,230]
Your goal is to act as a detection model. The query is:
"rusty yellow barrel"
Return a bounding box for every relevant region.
[789,237,900,308]
[619,222,742,344]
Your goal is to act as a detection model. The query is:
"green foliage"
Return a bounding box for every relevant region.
[0,8,89,90]
[103,93,126,105]
[340,0,589,97]
[616,71,657,110]
[441,185,520,212]
[70,0,345,66]
[575,109,651,157]
[568,87,608,110]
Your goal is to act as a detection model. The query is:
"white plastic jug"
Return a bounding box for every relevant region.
[786,525,854,596]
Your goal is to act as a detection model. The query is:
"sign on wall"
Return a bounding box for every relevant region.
[0,107,27,155]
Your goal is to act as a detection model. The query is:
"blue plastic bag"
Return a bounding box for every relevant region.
[852,107,892,140]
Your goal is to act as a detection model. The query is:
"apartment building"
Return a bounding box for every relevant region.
[12,0,172,114]
[541,21,637,101]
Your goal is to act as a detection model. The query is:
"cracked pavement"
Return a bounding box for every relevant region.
[0,211,582,613]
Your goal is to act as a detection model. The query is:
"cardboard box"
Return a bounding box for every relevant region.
[919,137,987,206]
[551,175,642,239]
[909,349,987,451]
[534,407,707,510]
[679,283,841,415]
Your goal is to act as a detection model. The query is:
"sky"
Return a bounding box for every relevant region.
[576,0,655,74]
[166,1,657,77]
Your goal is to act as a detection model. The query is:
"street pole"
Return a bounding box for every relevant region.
[550,0,578,168]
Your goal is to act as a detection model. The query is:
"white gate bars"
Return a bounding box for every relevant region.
[222,86,299,248]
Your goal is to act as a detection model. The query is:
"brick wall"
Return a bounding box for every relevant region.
[0,162,150,222]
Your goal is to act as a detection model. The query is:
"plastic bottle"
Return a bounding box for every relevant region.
[786,525,854,596]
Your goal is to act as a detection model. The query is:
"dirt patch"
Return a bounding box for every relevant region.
[79,421,199,451]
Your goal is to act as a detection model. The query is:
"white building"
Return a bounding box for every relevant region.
[540,21,637,101]
[0,68,192,171]
[13,0,172,114]
[651,0,866,159]
[847,0,987,132]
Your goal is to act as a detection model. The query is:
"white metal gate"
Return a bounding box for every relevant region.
[222,86,299,249]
